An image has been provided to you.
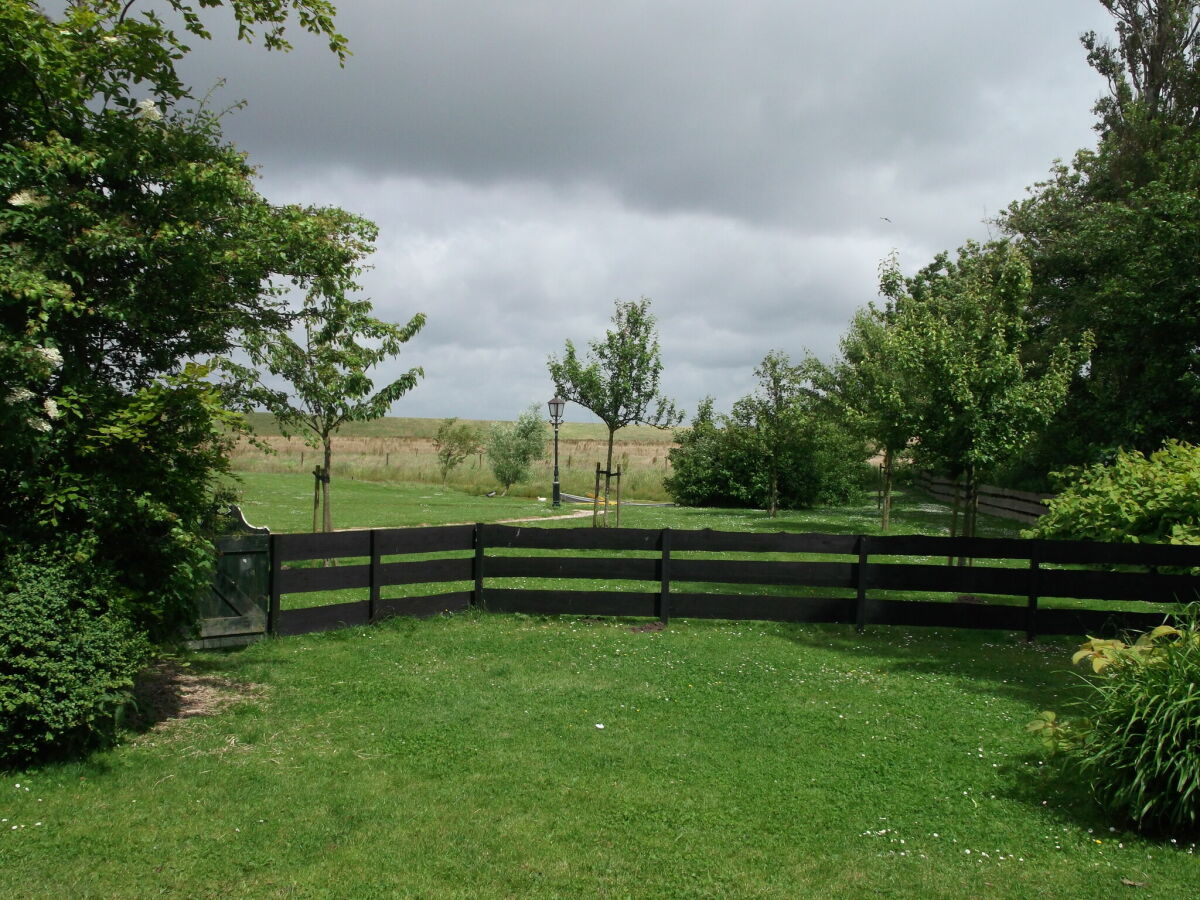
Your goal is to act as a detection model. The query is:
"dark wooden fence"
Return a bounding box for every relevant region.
[914,472,1053,524]
[267,524,1200,640]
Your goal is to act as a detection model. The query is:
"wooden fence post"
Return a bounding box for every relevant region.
[855,535,870,633]
[1026,544,1040,642]
[657,527,671,625]
[267,533,281,636]
[369,529,380,624]
[473,523,485,608]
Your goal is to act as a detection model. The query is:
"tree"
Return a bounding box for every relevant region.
[0,0,356,636]
[548,298,682,519]
[665,369,870,514]
[884,242,1090,538]
[663,398,744,508]
[821,285,922,530]
[486,406,546,495]
[1000,0,1200,477]
[434,418,482,485]
[732,351,808,518]
[249,279,425,533]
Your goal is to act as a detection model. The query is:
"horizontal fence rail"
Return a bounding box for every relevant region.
[266,525,1200,639]
[914,472,1054,524]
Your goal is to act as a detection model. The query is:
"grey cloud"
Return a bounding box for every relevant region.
[164,1,1123,421]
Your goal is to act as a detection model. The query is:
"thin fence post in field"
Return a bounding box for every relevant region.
[369,529,380,624]
[657,527,672,625]
[267,533,281,635]
[473,523,485,608]
[1026,544,1041,642]
[855,535,870,634]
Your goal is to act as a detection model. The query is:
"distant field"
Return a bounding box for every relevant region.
[240,411,677,444]
[233,413,679,501]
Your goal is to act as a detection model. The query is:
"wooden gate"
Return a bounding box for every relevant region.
[189,507,269,649]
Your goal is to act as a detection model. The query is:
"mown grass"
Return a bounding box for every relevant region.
[246,475,1164,618]
[5,614,1198,898]
[227,471,584,534]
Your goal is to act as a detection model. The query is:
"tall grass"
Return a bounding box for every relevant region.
[231,432,675,501]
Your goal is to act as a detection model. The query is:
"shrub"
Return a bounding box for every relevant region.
[0,553,150,765]
[665,398,870,510]
[1028,612,1200,833]
[1027,440,1200,546]
[486,405,547,495]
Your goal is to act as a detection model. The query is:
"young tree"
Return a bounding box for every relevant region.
[733,351,807,518]
[434,418,482,485]
[486,406,547,495]
[885,242,1090,538]
[249,279,425,532]
[822,259,926,529]
[0,0,356,636]
[548,298,682,518]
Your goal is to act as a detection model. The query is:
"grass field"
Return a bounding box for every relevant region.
[227,471,584,534]
[8,476,1196,897]
[232,412,678,502]
[5,615,1198,898]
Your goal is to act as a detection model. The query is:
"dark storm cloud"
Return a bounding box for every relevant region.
[183,1,1110,223]
[169,0,1117,420]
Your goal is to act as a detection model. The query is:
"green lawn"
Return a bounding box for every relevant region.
[231,470,1018,538]
[7,479,1195,897]
[229,471,584,533]
[4,614,1197,898]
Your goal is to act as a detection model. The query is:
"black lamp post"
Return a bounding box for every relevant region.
[548,395,566,507]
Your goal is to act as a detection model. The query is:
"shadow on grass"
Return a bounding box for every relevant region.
[768,620,1081,710]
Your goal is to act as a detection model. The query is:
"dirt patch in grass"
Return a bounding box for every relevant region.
[630,621,666,633]
[131,660,267,731]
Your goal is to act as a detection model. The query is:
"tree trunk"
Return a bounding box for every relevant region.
[964,465,978,544]
[312,464,322,533]
[768,468,778,518]
[602,427,616,527]
[948,476,960,565]
[881,447,893,531]
[321,434,333,533]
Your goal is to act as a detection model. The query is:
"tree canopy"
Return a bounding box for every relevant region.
[1000,0,1200,478]
[548,298,682,518]
[0,0,363,635]
[880,241,1089,535]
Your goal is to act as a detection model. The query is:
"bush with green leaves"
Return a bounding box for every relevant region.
[485,406,547,495]
[1,553,149,765]
[1028,613,1200,833]
[1027,440,1200,546]
[666,397,870,511]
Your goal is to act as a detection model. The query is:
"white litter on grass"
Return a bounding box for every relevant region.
[595,723,605,729]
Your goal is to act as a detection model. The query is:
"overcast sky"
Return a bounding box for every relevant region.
[178,0,1116,423]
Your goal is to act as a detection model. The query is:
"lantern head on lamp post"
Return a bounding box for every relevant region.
[548,395,566,507]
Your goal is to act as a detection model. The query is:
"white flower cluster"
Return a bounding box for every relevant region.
[136,98,163,122]
[6,346,63,433]
[36,346,62,369]
[7,189,47,208]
